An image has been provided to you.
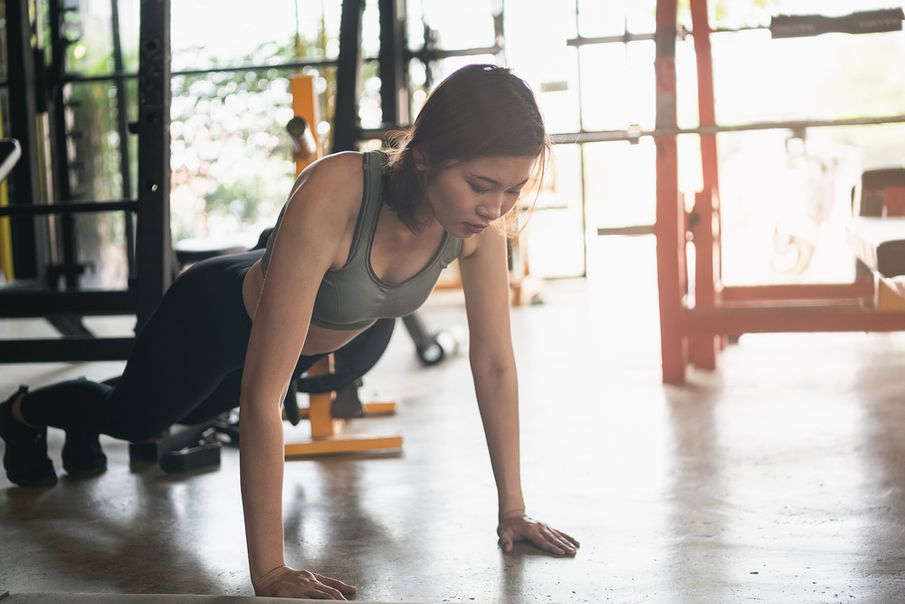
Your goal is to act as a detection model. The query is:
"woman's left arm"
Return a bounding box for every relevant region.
[458,228,580,557]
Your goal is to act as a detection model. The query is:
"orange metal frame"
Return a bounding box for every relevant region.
[290,74,324,174]
[654,0,905,384]
[283,356,403,458]
[281,76,403,456]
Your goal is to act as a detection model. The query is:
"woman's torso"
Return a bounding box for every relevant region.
[241,152,462,356]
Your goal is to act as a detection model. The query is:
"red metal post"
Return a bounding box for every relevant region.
[684,305,905,334]
[655,0,686,384]
[688,0,721,369]
[721,282,874,303]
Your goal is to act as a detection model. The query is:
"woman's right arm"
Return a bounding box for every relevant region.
[237,154,360,599]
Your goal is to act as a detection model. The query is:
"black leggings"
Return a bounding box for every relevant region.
[20,249,321,443]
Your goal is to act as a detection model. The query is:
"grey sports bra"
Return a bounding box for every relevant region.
[260,150,464,331]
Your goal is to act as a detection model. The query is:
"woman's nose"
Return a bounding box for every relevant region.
[477,197,503,221]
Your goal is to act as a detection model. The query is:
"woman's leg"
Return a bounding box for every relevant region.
[177,352,325,427]
[7,250,262,453]
[176,369,243,426]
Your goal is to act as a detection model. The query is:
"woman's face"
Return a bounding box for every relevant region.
[420,155,537,238]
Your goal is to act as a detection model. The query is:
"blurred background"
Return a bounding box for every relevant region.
[2,0,903,289]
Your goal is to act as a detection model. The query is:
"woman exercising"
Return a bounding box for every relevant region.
[0,64,579,599]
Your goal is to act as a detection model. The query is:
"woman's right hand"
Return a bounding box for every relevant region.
[254,565,358,600]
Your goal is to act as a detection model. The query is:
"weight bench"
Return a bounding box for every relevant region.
[846,217,905,307]
[846,168,905,308]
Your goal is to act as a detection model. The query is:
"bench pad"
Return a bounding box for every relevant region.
[846,217,905,278]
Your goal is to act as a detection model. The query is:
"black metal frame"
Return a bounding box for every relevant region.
[0,0,170,363]
[111,0,138,281]
[0,0,506,364]
[336,0,505,147]
[4,0,42,280]
[378,0,408,127]
[134,0,172,331]
[333,0,365,152]
[46,0,81,290]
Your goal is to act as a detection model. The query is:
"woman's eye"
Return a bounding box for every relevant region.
[469,183,489,194]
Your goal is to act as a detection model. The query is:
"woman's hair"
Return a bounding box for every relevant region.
[384,64,549,234]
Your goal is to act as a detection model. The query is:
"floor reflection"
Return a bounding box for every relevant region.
[854,341,905,603]
[664,383,729,603]
[1,468,220,594]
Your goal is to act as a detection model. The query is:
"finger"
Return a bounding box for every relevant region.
[555,529,581,548]
[536,528,572,556]
[288,573,344,601]
[526,528,562,555]
[310,585,347,600]
[314,573,358,594]
[318,584,348,600]
[499,533,514,553]
[538,536,566,556]
[542,528,576,553]
[545,529,577,555]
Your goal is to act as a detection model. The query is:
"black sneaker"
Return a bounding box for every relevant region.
[62,430,107,477]
[0,385,58,488]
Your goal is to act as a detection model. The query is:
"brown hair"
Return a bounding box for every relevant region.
[384,64,549,234]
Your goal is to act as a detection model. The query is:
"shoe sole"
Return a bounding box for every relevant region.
[7,471,58,488]
[63,461,108,478]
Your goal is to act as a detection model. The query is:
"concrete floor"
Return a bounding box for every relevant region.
[2,238,905,603]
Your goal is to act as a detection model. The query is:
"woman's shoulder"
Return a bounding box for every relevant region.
[287,151,366,215]
[269,152,369,270]
[303,151,365,188]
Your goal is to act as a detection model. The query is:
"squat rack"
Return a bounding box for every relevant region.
[0,0,171,362]
[554,1,905,384]
[0,0,504,365]
[650,1,905,384]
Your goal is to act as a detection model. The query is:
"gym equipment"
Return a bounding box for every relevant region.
[846,169,905,310]
[0,139,21,182]
[284,353,402,458]
[771,9,904,39]
[403,314,460,366]
[0,0,171,363]
[280,73,402,458]
[558,0,905,383]
[846,217,905,307]
[649,0,905,384]
[0,138,18,281]
[286,116,317,164]
[288,74,323,175]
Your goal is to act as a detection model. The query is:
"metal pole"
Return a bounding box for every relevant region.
[574,0,588,277]
[135,0,172,331]
[334,0,364,151]
[0,200,138,216]
[688,0,720,370]
[378,0,409,126]
[48,0,82,290]
[549,113,905,144]
[111,0,137,283]
[654,0,686,385]
[5,0,41,280]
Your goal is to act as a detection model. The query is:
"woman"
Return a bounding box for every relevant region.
[0,64,579,600]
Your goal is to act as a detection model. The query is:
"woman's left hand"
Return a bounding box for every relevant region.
[497,514,580,557]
